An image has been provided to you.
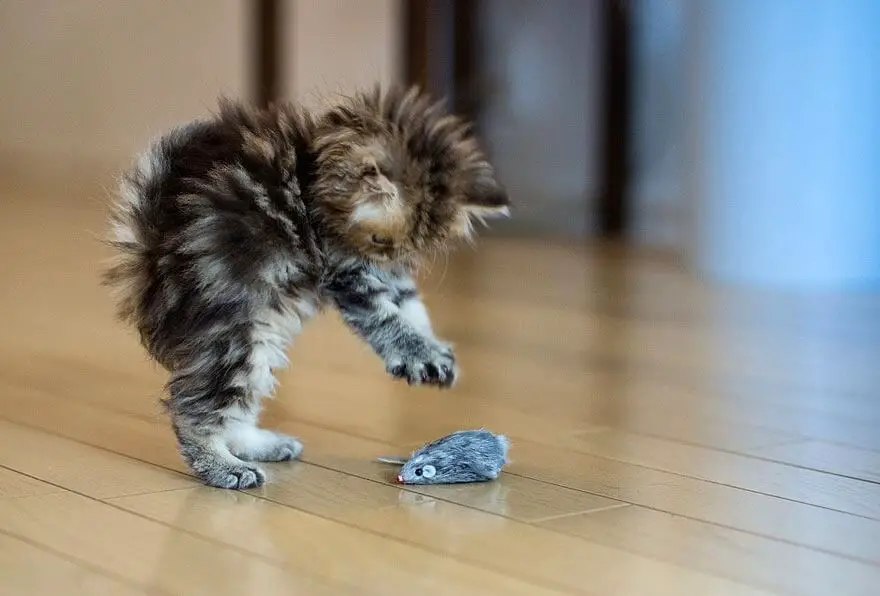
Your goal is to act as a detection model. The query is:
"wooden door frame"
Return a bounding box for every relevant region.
[402,0,479,121]
[253,0,282,107]
[597,0,632,238]
[402,0,632,238]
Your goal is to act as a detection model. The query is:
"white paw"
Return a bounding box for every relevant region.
[235,432,303,462]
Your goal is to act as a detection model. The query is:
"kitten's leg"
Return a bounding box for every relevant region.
[393,277,436,337]
[172,418,266,490]
[166,307,303,489]
[167,361,270,489]
[327,266,457,387]
[225,303,306,463]
[223,405,303,463]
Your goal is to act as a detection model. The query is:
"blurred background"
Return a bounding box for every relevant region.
[1,0,878,288]
[1,4,880,592]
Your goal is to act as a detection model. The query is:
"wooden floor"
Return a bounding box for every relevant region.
[2,181,880,595]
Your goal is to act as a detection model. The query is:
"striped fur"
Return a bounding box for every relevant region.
[103,85,509,489]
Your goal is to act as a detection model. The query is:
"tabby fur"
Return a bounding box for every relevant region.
[103,85,509,489]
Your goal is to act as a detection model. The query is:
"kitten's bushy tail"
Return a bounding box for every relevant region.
[101,136,170,333]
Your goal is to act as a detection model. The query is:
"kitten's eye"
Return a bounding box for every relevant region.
[371,234,393,247]
[421,465,436,479]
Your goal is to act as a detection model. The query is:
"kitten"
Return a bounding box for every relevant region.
[103,85,510,489]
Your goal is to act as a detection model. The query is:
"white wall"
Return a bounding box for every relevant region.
[629,0,687,250]
[0,0,401,185]
[476,0,602,238]
[684,0,880,288]
[283,0,601,239]
[282,0,401,111]
[0,0,248,176]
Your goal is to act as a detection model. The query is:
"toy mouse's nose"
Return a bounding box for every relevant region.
[397,474,403,483]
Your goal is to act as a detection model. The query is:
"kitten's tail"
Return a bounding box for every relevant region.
[101,140,169,329]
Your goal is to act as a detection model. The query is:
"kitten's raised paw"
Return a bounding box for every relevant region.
[387,343,457,388]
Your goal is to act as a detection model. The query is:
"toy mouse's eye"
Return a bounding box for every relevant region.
[421,465,436,479]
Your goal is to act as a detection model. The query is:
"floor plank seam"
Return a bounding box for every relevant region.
[560,456,880,521]
[286,413,880,523]
[480,469,880,567]
[570,425,810,455]
[0,489,70,501]
[499,439,880,521]
[0,411,593,536]
[0,374,169,424]
[0,410,596,535]
[272,405,880,511]
[0,471,369,595]
[647,372,880,428]
[0,462,585,595]
[4,407,880,571]
[0,526,166,595]
[8,409,879,570]
[276,459,880,570]
[244,490,594,596]
[730,451,880,487]
[0,413,197,481]
[12,352,880,512]
[528,503,632,525]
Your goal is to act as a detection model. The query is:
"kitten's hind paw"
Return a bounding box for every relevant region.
[178,429,269,489]
[202,462,266,490]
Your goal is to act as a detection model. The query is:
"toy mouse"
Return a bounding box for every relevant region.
[376,429,510,484]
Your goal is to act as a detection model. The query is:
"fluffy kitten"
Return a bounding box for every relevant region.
[103,85,510,489]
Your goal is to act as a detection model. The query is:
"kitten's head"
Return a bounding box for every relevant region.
[310,85,510,267]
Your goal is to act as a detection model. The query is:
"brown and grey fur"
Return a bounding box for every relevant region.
[103,85,510,489]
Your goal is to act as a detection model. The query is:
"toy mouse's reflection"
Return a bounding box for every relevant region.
[395,479,511,525]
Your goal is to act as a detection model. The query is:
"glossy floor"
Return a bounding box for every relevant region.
[1,185,879,595]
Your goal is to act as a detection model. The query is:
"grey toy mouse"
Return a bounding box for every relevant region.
[376,429,510,485]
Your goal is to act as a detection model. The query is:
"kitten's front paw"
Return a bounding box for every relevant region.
[386,342,457,388]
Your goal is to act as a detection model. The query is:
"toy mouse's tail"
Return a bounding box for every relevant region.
[376,456,407,465]
[496,434,511,463]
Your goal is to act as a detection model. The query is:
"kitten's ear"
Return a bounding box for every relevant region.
[463,168,510,219]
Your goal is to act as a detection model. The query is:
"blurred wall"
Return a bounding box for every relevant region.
[476,0,601,238]
[0,0,248,180]
[283,0,401,111]
[629,0,687,250]
[0,0,400,187]
[684,0,880,288]
[631,0,880,287]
